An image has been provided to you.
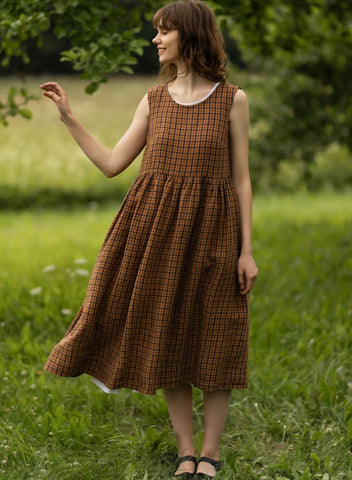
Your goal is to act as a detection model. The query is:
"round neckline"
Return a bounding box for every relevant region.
[167,82,221,106]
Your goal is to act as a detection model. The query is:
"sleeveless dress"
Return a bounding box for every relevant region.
[44,81,250,395]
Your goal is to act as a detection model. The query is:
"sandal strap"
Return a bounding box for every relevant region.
[198,456,222,471]
[176,455,197,466]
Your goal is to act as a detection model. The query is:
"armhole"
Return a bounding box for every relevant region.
[228,85,241,122]
[232,85,241,102]
[147,87,153,111]
[147,84,164,116]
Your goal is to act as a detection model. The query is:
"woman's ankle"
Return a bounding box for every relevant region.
[177,444,197,457]
[199,448,220,460]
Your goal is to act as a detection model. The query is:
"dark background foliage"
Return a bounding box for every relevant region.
[1,0,351,191]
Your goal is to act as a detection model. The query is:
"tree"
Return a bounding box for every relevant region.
[213,0,352,181]
[0,0,163,125]
[1,0,351,180]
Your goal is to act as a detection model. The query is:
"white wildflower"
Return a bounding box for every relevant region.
[29,286,42,296]
[61,308,72,316]
[75,268,89,276]
[42,264,56,273]
[74,258,88,265]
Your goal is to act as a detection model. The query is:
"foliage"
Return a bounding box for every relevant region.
[1,192,352,478]
[310,142,352,191]
[0,0,163,117]
[1,0,352,184]
[217,0,352,168]
[0,86,37,126]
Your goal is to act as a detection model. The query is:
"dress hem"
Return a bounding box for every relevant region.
[44,366,248,396]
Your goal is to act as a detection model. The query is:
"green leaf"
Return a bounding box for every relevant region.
[120,66,134,74]
[8,86,17,101]
[19,109,32,119]
[85,82,99,95]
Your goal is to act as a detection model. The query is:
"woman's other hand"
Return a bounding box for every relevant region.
[238,253,258,295]
[40,82,72,121]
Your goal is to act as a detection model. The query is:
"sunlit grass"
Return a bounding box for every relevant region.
[0,75,155,208]
[1,192,352,479]
[1,75,351,479]
[0,72,265,209]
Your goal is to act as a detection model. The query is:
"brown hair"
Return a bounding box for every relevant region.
[153,0,228,83]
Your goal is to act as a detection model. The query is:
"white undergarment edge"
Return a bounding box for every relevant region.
[92,377,121,394]
[92,377,139,394]
[92,377,197,394]
[167,82,220,105]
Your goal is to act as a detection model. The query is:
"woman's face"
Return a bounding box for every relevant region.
[152,27,180,64]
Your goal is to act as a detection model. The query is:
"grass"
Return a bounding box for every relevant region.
[1,76,352,479]
[1,192,352,479]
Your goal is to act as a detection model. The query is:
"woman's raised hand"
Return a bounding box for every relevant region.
[40,82,72,120]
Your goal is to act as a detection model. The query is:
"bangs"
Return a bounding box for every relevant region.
[153,5,180,31]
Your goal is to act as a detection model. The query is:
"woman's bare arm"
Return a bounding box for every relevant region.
[40,82,149,178]
[229,87,258,294]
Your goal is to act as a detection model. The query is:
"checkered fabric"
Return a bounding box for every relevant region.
[44,82,250,395]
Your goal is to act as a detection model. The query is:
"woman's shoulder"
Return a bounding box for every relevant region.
[216,82,246,108]
[221,82,247,102]
[147,83,167,97]
[221,81,242,93]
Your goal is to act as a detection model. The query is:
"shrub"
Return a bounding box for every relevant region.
[309,142,352,191]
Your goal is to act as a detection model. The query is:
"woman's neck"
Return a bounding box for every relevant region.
[171,67,215,94]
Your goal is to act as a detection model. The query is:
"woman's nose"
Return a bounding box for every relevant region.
[152,33,160,44]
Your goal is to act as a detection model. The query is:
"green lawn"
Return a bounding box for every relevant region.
[1,192,352,479]
[0,76,351,479]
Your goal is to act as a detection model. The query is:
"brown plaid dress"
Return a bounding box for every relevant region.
[44,81,250,395]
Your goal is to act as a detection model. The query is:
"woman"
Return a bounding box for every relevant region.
[41,0,258,478]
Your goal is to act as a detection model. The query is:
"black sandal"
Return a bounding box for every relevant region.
[194,456,222,479]
[174,455,197,479]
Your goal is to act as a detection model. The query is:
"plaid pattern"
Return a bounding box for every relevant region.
[44,82,250,395]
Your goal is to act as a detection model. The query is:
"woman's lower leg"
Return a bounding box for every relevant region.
[197,389,232,476]
[164,384,196,474]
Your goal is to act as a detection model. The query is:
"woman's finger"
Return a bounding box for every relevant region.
[40,82,66,96]
[238,270,245,290]
[42,90,60,102]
